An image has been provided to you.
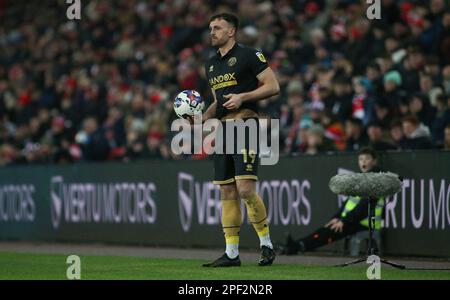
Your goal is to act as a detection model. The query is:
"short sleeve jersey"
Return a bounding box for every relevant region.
[204,43,269,119]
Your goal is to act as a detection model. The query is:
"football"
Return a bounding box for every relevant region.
[173,90,205,119]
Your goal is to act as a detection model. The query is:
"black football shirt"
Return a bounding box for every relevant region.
[205,43,269,119]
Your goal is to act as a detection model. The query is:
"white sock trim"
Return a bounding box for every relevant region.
[226,244,239,259]
[259,234,273,249]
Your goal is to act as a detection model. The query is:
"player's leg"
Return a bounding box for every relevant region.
[233,118,275,266]
[203,154,241,267]
[220,183,241,260]
[235,179,272,247]
[235,178,275,266]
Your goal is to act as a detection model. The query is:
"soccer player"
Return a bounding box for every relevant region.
[201,13,280,267]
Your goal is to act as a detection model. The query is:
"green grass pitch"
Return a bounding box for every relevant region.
[0,252,449,280]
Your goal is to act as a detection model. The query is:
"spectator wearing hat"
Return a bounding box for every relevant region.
[321,111,346,151]
[383,70,406,112]
[401,115,435,150]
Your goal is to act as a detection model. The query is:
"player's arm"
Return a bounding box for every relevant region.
[244,67,280,101]
[202,88,217,121]
[223,67,280,110]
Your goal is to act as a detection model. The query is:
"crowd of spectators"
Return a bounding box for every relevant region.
[1,0,450,166]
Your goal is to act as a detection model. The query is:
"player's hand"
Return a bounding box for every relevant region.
[223,93,244,110]
[184,115,194,124]
[325,218,338,228]
[330,220,344,233]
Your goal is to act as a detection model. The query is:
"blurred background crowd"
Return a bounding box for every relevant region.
[1,0,450,166]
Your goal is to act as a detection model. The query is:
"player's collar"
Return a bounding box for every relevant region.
[216,42,239,59]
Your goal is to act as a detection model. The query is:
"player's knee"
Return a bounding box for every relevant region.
[239,189,256,202]
[220,185,238,200]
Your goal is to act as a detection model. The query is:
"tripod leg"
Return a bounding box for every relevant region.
[335,257,367,267]
[380,259,406,270]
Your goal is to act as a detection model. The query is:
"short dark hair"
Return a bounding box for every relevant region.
[209,13,239,30]
[402,115,420,126]
[358,147,377,160]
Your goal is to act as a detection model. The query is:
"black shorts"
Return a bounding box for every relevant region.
[213,118,259,185]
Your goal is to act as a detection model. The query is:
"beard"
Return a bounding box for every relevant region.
[211,37,226,48]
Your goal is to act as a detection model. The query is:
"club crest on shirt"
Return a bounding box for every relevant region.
[256,52,266,63]
[227,57,237,66]
[209,65,214,72]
